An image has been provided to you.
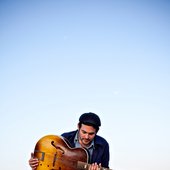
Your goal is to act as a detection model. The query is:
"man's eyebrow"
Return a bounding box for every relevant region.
[82,130,87,133]
[88,132,95,135]
[82,130,95,134]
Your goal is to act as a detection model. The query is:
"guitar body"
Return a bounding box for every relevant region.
[34,135,89,170]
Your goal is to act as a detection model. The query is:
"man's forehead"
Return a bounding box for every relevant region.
[80,124,96,133]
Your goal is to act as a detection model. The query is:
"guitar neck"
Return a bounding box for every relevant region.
[77,161,112,170]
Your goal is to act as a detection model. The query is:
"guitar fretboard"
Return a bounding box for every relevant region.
[77,161,112,170]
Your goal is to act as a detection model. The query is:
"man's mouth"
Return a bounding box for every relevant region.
[83,139,90,143]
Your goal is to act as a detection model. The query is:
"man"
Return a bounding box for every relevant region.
[29,112,110,170]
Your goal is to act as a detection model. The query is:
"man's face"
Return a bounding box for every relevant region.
[78,124,96,147]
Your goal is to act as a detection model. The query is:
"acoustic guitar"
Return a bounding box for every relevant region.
[34,135,112,170]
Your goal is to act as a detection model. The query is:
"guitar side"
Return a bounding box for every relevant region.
[34,135,89,170]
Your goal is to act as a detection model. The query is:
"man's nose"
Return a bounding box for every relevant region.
[85,133,89,139]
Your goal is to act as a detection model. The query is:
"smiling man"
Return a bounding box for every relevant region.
[29,112,110,170]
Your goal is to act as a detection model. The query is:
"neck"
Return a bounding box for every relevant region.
[77,161,112,170]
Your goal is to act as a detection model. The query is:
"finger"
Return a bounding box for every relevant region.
[31,162,39,167]
[89,163,94,170]
[98,163,102,170]
[92,163,98,170]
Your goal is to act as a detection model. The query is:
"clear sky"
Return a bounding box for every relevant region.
[0,0,170,170]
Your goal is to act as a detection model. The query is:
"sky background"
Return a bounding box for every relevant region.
[0,0,170,170]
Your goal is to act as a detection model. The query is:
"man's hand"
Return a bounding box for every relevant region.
[88,162,101,170]
[28,153,39,170]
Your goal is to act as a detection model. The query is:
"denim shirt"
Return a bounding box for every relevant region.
[61,130,110,168]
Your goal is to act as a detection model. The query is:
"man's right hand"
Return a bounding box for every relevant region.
[29,153,39,170]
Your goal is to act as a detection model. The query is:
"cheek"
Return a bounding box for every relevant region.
[89,135,95,140]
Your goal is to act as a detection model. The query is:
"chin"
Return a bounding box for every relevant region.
[83,141,90,145]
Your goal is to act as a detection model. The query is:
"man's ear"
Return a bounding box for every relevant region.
[77,122,81,130]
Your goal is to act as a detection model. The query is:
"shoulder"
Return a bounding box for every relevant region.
[94,134,109,147]
[61,130,77,139]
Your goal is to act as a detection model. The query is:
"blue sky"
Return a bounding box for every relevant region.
[0,1,170,170]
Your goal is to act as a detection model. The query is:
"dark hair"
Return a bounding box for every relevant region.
[78,112,101,132]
